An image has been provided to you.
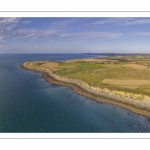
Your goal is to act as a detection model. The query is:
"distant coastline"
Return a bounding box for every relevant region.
[82,53,150,57]
[20,62,150,117]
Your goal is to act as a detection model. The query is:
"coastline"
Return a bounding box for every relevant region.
[20,64,150,117]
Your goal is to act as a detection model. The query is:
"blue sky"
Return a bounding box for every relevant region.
[0,17,150,53]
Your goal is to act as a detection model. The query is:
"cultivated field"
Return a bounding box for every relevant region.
[101,79,150,89]
[32,56,150,96]
[123,64,147,70]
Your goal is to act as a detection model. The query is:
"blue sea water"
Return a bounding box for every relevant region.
[0,53,150,133]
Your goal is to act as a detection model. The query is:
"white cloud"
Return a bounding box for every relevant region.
[0,18,19,24]
[91,18,133,26]
[92,18,150,26]
[0,18,122,41]
[0,18,20,39]
[132,32,150,36]
[123,19,150,25]
[21,20,32,24]
[0,36,5,39]
[0,18,58,40]
[49,18,80,30]
[10,29,121,40]
[60,32,122,39]
[11,28,58,40]
[1,17,150,42]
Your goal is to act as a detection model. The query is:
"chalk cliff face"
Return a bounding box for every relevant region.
[22,61,150,116]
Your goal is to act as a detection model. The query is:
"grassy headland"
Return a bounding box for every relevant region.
[20,55,150,117]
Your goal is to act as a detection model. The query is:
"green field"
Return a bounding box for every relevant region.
[53,56,150,96]
[28,55,150,96]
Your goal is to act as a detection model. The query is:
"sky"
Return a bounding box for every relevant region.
[0,17,150,53]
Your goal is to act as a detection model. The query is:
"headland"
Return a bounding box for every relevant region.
[20,55,150,117]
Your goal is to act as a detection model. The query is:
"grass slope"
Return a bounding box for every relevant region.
[55,56,150,96]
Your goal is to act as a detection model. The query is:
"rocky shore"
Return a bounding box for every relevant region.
[20,62,150,117]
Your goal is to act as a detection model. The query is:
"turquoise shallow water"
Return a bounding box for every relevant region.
[0,53,150,132]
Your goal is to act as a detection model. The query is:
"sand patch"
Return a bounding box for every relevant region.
[40,62,59,71]
[101,79,150,89]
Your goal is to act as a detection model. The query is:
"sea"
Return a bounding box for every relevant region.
[0,53,150,133]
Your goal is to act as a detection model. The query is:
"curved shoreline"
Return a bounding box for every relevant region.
[20,64,150,117]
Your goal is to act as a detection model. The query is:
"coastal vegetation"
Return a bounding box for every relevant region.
[57,56,150,96]
[21,55,150,116]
